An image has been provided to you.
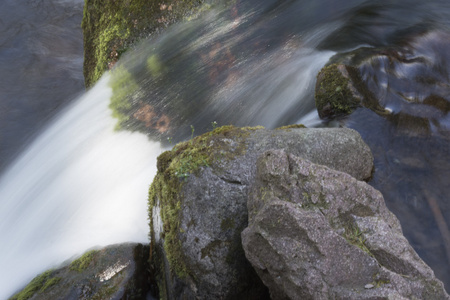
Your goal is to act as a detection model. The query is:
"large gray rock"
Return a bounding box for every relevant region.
[148,125,373,299]
[9,243,153,300]
[241,149,449,300]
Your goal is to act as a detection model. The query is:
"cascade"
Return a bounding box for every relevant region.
[0,75,160,298]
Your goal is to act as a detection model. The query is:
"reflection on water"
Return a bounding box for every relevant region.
[1,0,450,296]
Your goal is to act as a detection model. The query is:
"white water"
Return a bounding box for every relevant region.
[0,75,160,298]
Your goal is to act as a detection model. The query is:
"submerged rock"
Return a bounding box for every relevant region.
[314,63,363,119]
[9,243,153,300]
[315,30,450,128]
[315,62,389,119]
[241,149,449,300]
[148,125,373,299]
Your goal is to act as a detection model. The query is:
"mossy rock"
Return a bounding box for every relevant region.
[148,125,375,299]
[9,244,153,300]
[314,63,363,119]
[82,0,207,88]
[9,270,58,300]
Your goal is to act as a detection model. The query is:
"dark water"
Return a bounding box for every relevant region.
[1,0,449,295]
[0,0,85,172]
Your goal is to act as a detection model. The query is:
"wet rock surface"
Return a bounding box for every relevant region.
[9,243,153,300]
[241,149,449,300]
[316,30,450,127]
[148,126,373,299]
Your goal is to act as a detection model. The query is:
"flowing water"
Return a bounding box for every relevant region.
[0,76,160,298]
[0,0,449,297]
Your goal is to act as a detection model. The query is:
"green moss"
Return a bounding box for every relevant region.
[69,249,97,272]
[275,124,306,130]
[91,284,120,300]
[343,224,373,258]
[147,54,163,77]
[82,0,208,88]
[40,277,61,292]
[169,125,253,178]
[374,279,390,288]
[315,64,360,118]
[109,65,139,130]
[9,270,54,300]
[221,217,235,231]
[148,125,258,280]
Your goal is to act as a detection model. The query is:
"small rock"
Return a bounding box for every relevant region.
[9,243,153,300]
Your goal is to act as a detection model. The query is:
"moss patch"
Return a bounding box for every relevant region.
[9,270,56,300]
[148,125,258,280]
[108,65,139,130]
[342,224,373,258]
[82,0,207,88]
[40,277,61,293]
[69,249,98,272]
[275,124,306,130]
[299,191,329,211]
[220,217,235,231]
[315,63,360,118]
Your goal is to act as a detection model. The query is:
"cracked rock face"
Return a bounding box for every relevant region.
[150,126,374,299]
[241,149,449,300]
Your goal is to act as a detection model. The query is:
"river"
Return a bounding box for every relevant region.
[0,0,449,297]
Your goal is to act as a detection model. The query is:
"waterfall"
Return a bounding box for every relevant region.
[0,75,160,298]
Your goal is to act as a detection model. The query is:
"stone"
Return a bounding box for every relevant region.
[316,31,450,127]
[241,149,449,300]
[9,243,154,300]
[315,63,364,119]
[148,125,374,299]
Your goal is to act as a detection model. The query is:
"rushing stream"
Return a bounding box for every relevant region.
[0,0,449,297]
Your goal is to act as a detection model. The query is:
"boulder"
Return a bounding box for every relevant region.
[148,125,373,299]
[9,243,154,300]
[241,149,449,299]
